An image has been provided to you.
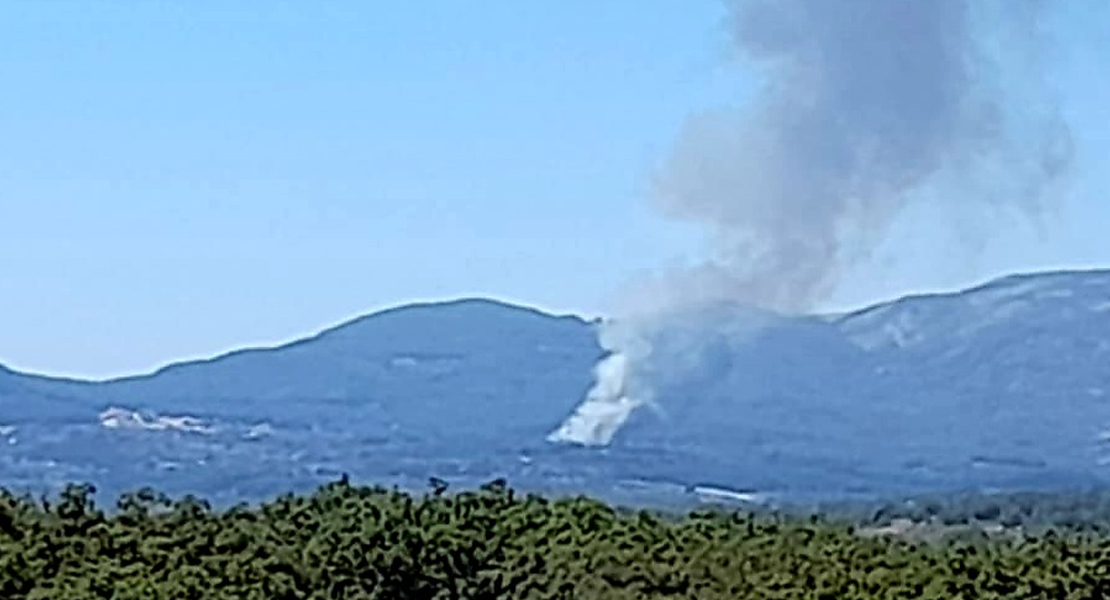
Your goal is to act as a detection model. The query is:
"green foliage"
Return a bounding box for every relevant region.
[4,481,1110,598]
[845,489,1110,534]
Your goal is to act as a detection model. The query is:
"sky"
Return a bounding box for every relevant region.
[1,0,1107,379]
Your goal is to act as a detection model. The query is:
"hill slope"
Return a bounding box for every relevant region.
[3,270,1110,504]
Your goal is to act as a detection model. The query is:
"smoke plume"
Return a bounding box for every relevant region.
[550,0,1073,446]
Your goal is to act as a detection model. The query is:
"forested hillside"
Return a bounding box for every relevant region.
[5,480,1110,599]
[7,271,1110,504]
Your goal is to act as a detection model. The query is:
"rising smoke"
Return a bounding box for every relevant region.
[549,0,1073,446]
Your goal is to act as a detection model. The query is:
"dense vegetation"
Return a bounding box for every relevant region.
[827,488,1110,535]
[5,480,1110,599]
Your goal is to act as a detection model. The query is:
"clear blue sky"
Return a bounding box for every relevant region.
[1,1,1107,379]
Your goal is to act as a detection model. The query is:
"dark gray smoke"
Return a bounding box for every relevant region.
[550,0,1073,446]
[652,0,1072,311]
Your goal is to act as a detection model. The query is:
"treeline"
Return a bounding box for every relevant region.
[830,488,1110,534]
[4,480,1110,599]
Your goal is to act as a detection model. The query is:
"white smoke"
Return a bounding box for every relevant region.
[546,352,640,446]
[550,0,1075,447]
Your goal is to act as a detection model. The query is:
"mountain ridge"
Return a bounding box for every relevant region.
[0,297,592,385]
[3,267,1110,505]
[5,268,1108,384]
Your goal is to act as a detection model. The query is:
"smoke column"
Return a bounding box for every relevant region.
[549,0,1073,446]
